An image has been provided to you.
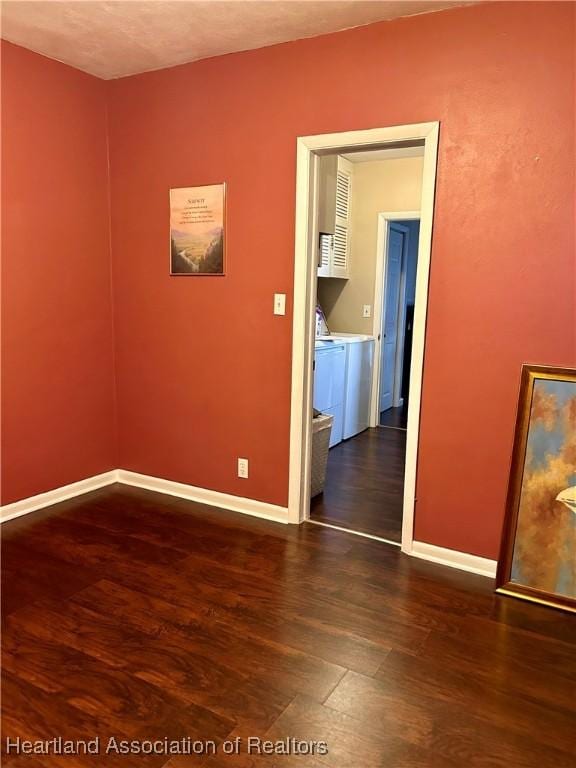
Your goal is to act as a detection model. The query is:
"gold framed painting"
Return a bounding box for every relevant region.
[169,183,226,275]
[496,365,576,613]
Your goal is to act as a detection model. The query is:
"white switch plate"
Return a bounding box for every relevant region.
[237,457,249,479]
[274,293,286,315]
[363,304,372,318]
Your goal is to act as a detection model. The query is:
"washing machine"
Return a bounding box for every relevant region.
[313,341,346,447]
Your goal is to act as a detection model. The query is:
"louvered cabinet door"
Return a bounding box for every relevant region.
[332,224,349,277]
[333,158,352,277]
[317,232,332,278]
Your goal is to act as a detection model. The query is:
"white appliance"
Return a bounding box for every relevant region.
[343,338,374,438]
[313,342,346,447]
[317,334,375,440]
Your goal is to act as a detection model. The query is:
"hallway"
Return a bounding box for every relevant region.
[380,405,408,429]
[310,427,406,542]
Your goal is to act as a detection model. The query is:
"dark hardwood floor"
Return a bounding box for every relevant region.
[310,427,405,541]
[2,484,576,767]
[380,405,408,429]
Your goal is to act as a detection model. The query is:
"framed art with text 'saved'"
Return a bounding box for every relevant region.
[170,184,226,275]
[496,365,576,613]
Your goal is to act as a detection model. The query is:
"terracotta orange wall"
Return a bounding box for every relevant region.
[2,3,574,560]
[107,2,574,558]
[1,41,117,504]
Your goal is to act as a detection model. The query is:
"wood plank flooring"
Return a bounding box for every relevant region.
[380,406,408,429]
[310,427,405,541]
[2,484,575,767]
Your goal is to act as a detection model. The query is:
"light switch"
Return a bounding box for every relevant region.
[362,304,372,318]
[274,293,286,315]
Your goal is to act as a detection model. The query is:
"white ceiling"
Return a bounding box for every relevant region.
[1,1,472,80]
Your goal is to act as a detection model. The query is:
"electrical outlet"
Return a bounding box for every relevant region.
[237,457,249,479]
[362,304,372,318]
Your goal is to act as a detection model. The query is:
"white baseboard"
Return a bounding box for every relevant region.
[0,468,289,526]
[410,540,497,579]
[118,470,289,524]
[0,470,119,522]
[1,475,494,580]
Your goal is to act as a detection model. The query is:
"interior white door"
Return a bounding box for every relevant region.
[379,224,407,413]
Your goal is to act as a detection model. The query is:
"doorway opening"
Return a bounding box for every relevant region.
[377,216,420,433]
[288,123,439,554]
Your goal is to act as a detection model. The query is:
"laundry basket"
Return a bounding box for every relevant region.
[311,412,334,498]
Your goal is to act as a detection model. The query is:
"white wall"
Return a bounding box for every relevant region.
[317,156,424,334]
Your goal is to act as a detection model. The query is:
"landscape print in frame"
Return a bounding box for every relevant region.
[497,365,576,612]
[170,184,225,275]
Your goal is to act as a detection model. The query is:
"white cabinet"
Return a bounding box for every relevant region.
[317,156,352,279]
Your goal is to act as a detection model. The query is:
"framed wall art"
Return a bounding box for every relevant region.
[496,365,576,613]
[170,183,226,275]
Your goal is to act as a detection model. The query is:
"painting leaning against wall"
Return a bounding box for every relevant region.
[497,365,576,612]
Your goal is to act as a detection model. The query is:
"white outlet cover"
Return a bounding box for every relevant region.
[237,457,249,478]
[274,293,286,315]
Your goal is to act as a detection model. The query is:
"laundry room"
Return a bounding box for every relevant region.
[310,146,424,543]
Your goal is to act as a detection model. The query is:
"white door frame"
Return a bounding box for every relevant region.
[370,214,420,428]
[288,122,439,555]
